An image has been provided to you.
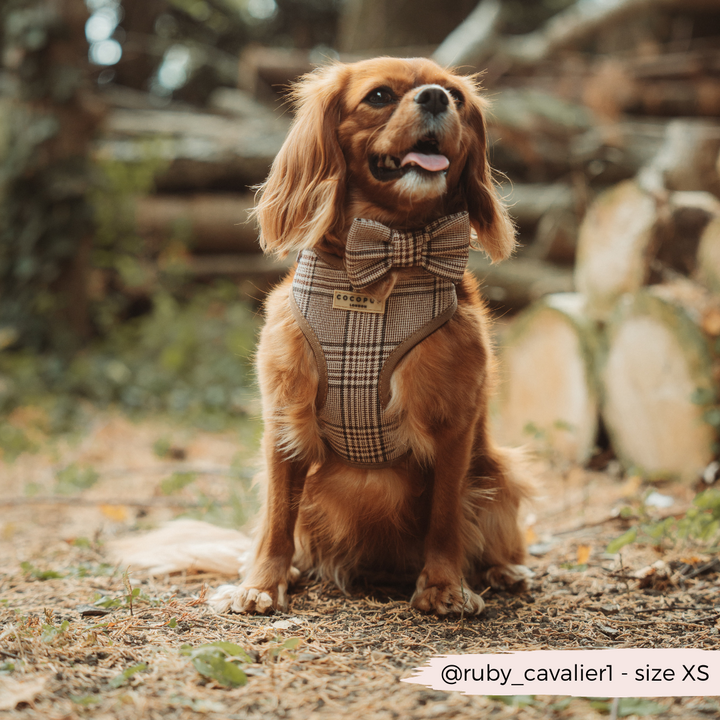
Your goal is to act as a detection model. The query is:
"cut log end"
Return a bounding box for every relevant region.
[494,293,598,464]
[602,291,717,481]
[575,180,658,320]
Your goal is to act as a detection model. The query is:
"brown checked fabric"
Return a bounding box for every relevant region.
[289,219,466,466]
[345,211,470,290]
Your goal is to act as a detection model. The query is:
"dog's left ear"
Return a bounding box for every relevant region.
[461,90,516,263]
[255,63,348,257]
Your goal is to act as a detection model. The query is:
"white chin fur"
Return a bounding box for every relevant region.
[395,169,447,199]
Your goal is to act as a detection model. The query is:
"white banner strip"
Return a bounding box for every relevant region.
[403,649,720,697]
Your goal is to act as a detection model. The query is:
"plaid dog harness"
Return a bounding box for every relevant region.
[289,212,470,467]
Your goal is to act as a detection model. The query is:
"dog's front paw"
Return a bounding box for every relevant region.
[411,573,484,616]
[483,563,534,591]
[208,582,288,614]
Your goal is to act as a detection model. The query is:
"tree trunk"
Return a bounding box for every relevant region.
[469,255,574,308]
[98,106,289,191]
[0,0,102,349]
[337,0,477,54]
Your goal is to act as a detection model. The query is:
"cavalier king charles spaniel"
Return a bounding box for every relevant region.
[210,56,531,616]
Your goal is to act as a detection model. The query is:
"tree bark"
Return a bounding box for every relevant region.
[0,0,102,349]
[133,193,258,253]
[337,0,478,54]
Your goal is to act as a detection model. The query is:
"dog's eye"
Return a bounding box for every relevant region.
[447,87,465,108]
[364,87,396,106]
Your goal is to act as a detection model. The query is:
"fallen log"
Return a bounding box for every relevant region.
[650,191,720,282]
[575,181,719,319]
[488,88,593,182]
[238,45,316,99]
[469,254,575,308]
[432,0,502,69]
[528,205,579,265]
[638,120,720,197]
[630,79,720,118]
[499,183,576,227]
[498,0,720,67]
[629,49,720,80]
[186,253,292,277]
[493,292,599,464]
[697,216,720,294]
[95,107,290,191]
[601,282,720,481]
[574,180,659,319]
[134,194,258,253]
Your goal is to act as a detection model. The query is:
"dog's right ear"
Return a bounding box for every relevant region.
[254,64,348,257]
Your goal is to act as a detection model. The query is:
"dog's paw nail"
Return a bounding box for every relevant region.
[288,566,301,582]
[207,584,239,613]
[253,590,274,613]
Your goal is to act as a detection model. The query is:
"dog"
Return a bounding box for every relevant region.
[210,57,532,616]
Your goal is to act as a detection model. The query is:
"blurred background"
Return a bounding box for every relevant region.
[1,0,720,483]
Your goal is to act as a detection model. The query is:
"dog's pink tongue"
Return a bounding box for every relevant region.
[400,152,449,172]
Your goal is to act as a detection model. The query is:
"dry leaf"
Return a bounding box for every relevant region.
[620,474,643,497]
[100,505,129,522]
[0,676,47,711]
[576,545,591,565]
[702,308,720,336]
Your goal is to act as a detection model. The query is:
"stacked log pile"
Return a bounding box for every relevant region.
[92,83,293,295]
[494,123,720,481]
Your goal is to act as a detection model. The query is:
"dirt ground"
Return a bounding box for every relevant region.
[1,411,719,719]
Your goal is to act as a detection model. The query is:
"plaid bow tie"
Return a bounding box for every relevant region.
[344,212,471,291]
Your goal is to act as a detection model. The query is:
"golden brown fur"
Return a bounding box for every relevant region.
[210,57,531,616]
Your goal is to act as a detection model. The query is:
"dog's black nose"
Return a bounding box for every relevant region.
[414,86,449,116]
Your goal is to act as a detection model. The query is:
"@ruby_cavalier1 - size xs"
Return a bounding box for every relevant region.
[210,56,533,616]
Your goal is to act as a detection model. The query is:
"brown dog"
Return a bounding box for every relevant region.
[210,57,531,616]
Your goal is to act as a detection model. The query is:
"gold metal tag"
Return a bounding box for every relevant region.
[332,290,386,314]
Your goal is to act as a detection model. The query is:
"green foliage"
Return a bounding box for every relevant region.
[122,568,141,616]
[67,561,115,578]
[589,697,667,717]
[41,620,70,644]
[1,11,259,429]
[109,663,148,689]
[91,572,160,613]
[607,489,720,553]
[488,695,535,707]
[0,422,37,460]
[0,282,259,434]
[181,641,251,687]
[20,561,64,580]
[268,636,301,661]
[55,463,99,494]
[92,594,125,610]
[153,436,173,457]
[0,1,96,351]
[87,154,171,336]
[606,527,637,554]
[160,471,196,495]
[179,483,258,529]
